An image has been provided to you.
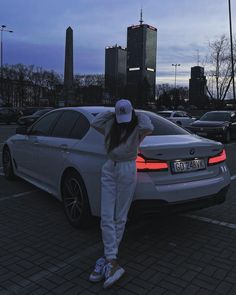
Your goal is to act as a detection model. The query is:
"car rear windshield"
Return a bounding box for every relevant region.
[92,110,190,136]
[140,111,190,135]
[34,109,51,116]
[200,112,231,121]
[157,112,171,118]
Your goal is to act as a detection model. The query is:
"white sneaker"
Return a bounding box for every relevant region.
[103,260,125,289]
[89,257,106,282]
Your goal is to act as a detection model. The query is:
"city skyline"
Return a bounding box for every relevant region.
[0,0,235,86]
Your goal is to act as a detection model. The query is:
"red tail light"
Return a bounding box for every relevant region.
[208,149,226,165]
[136,154,168,171]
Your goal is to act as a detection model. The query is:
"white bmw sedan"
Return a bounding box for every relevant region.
[2,107,231,228]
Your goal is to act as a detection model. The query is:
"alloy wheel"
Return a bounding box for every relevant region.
[63,177,84,222]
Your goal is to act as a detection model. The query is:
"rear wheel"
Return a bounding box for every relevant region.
[2,146,16,180]
[61,170,92,229]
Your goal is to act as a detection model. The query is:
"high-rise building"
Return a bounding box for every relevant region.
[126,11,157,105]
[189,66,208,107]
[105,45,127,99]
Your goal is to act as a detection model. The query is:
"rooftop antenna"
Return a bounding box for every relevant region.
[196,49,200,66]
[139,7,143,25]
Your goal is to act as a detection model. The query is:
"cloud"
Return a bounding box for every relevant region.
[1,0,235,85]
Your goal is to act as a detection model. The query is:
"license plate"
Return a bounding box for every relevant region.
[171,159,206,173]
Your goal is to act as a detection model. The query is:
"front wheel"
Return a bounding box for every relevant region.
[61,170,92,229]
[2,146,16,180]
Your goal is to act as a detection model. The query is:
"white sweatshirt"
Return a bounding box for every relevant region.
[91,111,154,162]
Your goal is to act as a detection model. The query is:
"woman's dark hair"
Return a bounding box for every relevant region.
[105,110,138,153]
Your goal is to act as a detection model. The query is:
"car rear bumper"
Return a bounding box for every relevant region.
[134,164,231,203]
[129,185,230,217]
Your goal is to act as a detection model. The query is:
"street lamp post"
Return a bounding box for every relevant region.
[228,0,235,100]
[1,25,13,97]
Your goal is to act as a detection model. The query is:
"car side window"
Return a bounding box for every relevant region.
[182,112,190,118]
[173,112,182,117]
[70,113,90,139]
[29,111,62,136]
[51,111,81,138]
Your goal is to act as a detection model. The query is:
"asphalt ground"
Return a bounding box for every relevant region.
[0,124,236,295]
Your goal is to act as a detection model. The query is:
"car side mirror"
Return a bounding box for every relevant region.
[16,126,28,135]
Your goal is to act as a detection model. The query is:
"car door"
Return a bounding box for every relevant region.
[33,110,90,192]
[16,111,62,180]
[171,112,183,125]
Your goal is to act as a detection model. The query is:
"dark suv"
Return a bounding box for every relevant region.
[0,108,20,124]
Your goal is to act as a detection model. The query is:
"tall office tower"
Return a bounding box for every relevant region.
[105,45,127,99]
[64,26,75,106]
[189,66,207,107]
[126,11,157,105]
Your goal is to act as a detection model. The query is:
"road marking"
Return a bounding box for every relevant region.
[0,190,38,201]
[185,214,236,230]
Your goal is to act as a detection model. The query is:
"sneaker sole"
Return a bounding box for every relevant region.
[89,275,104,282]
[103,268,125,289]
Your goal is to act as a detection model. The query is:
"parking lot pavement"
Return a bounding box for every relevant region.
[1,125,236,294]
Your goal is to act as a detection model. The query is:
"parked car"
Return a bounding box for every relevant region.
[188,111,236,143]
[2,107,231,228]
[20,107,45,116]
[157,110,196,127]
[0,107,21,124]
[17,108,54,126]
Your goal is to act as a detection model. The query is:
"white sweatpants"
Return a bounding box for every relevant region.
[100,159,137,260]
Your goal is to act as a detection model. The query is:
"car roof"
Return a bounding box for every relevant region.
[57,106,114,113]
[205,111,235,114]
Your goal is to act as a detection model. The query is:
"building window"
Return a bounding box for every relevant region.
[129,67,140,71]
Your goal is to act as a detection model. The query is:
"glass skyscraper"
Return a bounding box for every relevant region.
[126,22,157,105]
[105,45,127,99]
[189,66,208,107]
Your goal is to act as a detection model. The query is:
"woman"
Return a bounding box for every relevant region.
[89,99,154,288]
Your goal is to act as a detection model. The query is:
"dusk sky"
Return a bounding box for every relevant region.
[1,0,235,86]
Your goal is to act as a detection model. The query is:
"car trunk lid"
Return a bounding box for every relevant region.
[138,135,224,185]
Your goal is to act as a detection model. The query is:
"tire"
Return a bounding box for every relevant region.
[2,146,16,180]
[224,130,231,143]
[61,170,92,229]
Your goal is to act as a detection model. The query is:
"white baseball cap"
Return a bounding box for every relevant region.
[115,99,133,123]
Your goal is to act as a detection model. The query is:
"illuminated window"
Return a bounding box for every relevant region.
[129,67,140,71]
[147,68,155,72]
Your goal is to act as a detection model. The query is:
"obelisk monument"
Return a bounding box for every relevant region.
[64,26,74,106]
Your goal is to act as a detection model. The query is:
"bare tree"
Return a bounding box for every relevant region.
[205,35,235,101]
